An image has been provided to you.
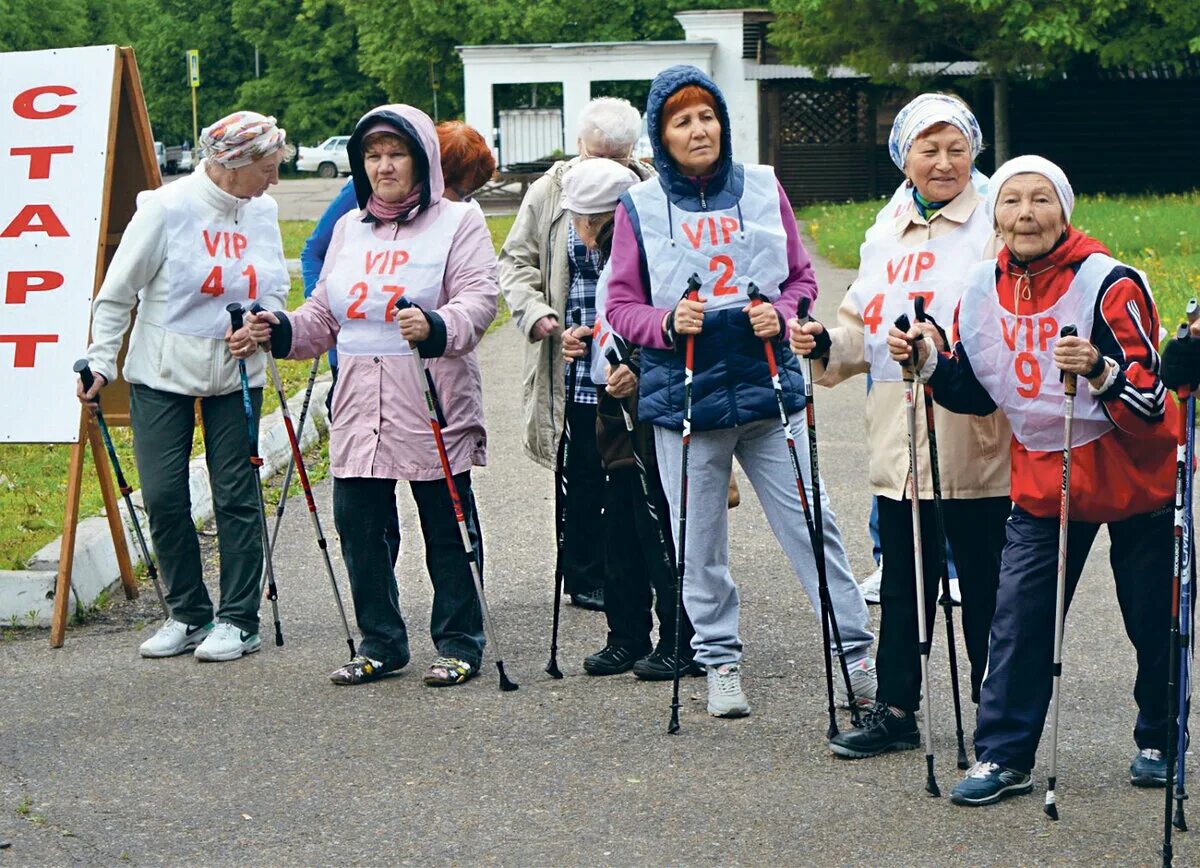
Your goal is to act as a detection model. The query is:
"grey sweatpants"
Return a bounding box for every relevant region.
[654,414,874,668]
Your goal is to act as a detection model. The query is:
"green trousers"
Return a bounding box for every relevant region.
[130,383,264,633]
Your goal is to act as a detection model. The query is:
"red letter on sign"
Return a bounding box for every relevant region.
[10,146,74,179]
[0,334,58,367]
[6,271,64,303]
[1,205,69,237]
[12,85,77,119]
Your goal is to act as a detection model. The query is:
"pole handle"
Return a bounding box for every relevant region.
[914,294,928,323]
[1188,298,1199,325]
[798,296,812,324]
[227,302,244,332]
[896,313,916,382]
[1060,324,1078,396]
[73,359,95,392]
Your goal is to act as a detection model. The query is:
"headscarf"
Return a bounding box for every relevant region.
[888,93,983,171]
[199,111,286,168]
[988,155,1075,222]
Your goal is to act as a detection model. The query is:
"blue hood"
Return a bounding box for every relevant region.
[645,65,735,201]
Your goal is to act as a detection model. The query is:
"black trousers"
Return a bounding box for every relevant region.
[559,401,605,595]
[602,465,696,656]
[975,504,1172,772]
[130,383,263,633]
[333,473,485,669]
[876,495,1010,712]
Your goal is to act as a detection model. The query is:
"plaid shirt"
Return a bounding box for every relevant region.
[564,220,599,404]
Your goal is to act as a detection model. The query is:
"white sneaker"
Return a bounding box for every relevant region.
[194,622,261,662]
[834,656,878,709]
[949,577,962,606]
[139,618,212,658]
[858,563,882,604]
[706,663,751,718]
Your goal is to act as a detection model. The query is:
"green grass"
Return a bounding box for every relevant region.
[797,191,1200,320]
[0,216,518,570]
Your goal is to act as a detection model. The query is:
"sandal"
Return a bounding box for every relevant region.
[423,656,477,687]
[329,655,402,686]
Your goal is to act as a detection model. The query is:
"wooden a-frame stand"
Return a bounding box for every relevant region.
[51,47,161,647]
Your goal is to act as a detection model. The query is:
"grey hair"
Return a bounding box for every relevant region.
[576,98,641,158]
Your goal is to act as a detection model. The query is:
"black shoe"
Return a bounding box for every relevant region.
[829,702,920,759]
[632,645,705,681]
[583,644,639,675]
[570,588,605,611]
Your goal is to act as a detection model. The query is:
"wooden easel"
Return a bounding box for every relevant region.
[51,47,162,647]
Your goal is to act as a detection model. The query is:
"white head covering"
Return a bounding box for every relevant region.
[988,155,1075,221]
[561,159,640,214]
[888,93,983,171]
[200,111,287,168]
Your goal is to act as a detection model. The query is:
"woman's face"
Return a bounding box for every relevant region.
[222,149,284,199]
[904,123,971,203]
[994,173,1068,261]
[364,135,415,203]
[662,102,721,177]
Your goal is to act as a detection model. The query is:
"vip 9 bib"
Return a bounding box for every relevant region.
[848,202,994,382]
[326,204,469,356]
[958,254,1136,452]
[162,191,289,339]
[627,164,789,311]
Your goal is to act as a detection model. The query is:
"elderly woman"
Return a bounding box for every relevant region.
[791,94,1012,759]
[247,104,499,687]
[77,111,291,662]
[559,158,701,679]
[605,65,876,719]
[499,97,655,611]
[888,155,1177,805]
[299,121,498,414]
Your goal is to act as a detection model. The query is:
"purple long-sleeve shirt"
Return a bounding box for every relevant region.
[606,178,818,349]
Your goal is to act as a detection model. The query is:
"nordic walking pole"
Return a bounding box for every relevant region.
[1174,299,1199,833]
[1044,323,1079,821]
[669,275,702,734]
[227,303,283,647]
[913,296,969,770]
[897,313,939,797]
[395,298,518,691]
[250,306,356,660]
[546,307,585,679]
[758,288,859,735]
[73,360,169,618]
[268,356,321,556]
[604,340,678,602]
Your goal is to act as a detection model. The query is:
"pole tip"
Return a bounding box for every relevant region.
[497,662,519,691]
[1044,796,1059,821]
[545,661,563,679]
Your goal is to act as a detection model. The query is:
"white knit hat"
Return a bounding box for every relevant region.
[561,159,640,214]
[989,155,1075,221]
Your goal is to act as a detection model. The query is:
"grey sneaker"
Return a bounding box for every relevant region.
[194,622,261,662]
[707,663,750,718]
[139,618,212,658]
[834,656,877,709]
[858,563,882,604]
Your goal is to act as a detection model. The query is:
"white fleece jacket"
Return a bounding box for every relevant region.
[87,162,289,396]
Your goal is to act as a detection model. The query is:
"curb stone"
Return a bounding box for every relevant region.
[0,376,332,627]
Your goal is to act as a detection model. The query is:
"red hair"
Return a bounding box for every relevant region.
[437,121,496,197]
[661,85,717,130]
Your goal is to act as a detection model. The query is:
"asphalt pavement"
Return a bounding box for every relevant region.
[0,252,1183,866]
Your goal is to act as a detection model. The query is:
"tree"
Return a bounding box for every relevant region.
[768,0,1198,162]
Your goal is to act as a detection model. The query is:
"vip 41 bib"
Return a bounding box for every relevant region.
[848,202,994,382]
[626,164,789,311]
[162,189,288,339]
[326,204,469,356]
[958,254,1139,451]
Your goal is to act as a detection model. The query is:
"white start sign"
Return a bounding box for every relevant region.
[0,45,117,442]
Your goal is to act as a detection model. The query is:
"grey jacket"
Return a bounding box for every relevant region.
[497,157,655,468]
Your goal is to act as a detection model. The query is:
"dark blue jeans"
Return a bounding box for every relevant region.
[974,504,1173,772]
[333,473,485,669]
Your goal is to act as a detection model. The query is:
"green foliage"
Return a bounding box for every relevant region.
[768,0,1199,86]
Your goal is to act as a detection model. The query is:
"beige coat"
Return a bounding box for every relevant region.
[497,157,655,468]
[813,184,1012,501]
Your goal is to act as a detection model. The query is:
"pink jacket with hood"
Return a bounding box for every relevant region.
[270,104,499,481]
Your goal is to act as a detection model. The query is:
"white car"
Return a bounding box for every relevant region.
[297,136,351,178]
